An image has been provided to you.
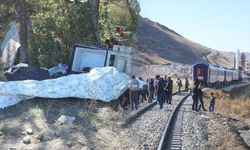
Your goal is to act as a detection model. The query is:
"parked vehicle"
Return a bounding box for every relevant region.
[193,62,240,85]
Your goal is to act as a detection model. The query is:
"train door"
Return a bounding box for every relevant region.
[197,67,205,80]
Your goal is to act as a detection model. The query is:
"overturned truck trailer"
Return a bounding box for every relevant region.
[69,44,132,75]
[68,44,133,108]
[0,44,133,109]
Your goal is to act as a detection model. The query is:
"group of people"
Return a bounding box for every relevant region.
[129,75,190,110]
[130,75,216,112]
[191,79,216,112]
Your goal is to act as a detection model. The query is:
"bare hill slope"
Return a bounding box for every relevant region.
[133,17,233,68]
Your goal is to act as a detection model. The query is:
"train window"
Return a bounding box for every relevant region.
[198,68,204,76]
[109,55,116,66]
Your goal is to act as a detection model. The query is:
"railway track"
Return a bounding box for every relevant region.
[120,91,186,127]
[122,82,247,150]
[156,82,248,150]
[157,93,190,150]
[123,92,190,149]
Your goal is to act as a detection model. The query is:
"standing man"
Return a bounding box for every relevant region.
[198,83,207,111]
[185,77,189,92]
[147,78,154,103]
[130,75,139,110]
[153,75,159,100]
[165,76,173,104]
[192,80,199,111]
[176,77,182,95]
[163,75,168,103]
[137,77,144,103]
[155,76,164,109]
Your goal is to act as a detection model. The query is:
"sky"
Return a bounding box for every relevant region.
[139,0,250,52]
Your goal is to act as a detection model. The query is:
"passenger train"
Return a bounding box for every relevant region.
[193,62,241,85]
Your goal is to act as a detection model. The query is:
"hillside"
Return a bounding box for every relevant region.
[221,51,250,64]
[132,16,233,68]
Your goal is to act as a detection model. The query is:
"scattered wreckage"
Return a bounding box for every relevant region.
[0,22,133,109]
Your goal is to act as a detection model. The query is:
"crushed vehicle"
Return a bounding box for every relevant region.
[0,21,133,109]
[0,43,133,109]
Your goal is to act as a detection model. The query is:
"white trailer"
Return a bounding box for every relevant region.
[69,44,132,75]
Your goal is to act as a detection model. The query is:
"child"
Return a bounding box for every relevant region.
[209,92,216,112]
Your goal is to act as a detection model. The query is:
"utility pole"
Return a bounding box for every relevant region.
[19,0,29,64]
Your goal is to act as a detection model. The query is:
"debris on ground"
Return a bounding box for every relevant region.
[5,63,49,81]
[22,136,31,144]
[26,128,33,135]
[48,63,68,77]
[57,115,76,124]
[36,134,54,142]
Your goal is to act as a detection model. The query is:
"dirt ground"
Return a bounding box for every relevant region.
[0,98,129,150]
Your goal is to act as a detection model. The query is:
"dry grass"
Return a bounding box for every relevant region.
[204,110,247,150]
[204,88,250,119]
[206,131,246,150]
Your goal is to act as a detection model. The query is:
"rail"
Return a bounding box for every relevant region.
[157,93,191,150]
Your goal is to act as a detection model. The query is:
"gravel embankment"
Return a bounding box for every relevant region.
[181,95,248,150]
[123,93,188,150]
[181,96,209,150]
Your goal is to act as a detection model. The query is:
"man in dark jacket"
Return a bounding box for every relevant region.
[148,78,154,103]
[192,80,199,111]
[155,76,164,109]
[176,77,182,95]
[198,83,207,111]
[185,78,189,92]
[165,77,173,104]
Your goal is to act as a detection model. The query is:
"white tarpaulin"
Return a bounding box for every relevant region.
[0,67,130,109]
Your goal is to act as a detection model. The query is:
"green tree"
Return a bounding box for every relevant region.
[0,0,140,67]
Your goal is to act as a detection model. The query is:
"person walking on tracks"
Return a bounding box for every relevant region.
[185,77,189,92]
[148,78,154,103]
[192,80,199,111]
[165,76,173,104]
[155,76,164,109]
[198,83,207,111]
[209,92,216,112]
[176,77,182,95]
[129,75,139,110]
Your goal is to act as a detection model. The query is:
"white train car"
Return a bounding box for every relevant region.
[225,69,233,82]
[232,70,240,81]
[193,62,240,85]
[208,65,218,84]
[217,68,225,82]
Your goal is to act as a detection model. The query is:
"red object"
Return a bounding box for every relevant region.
[197,68,204,77]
